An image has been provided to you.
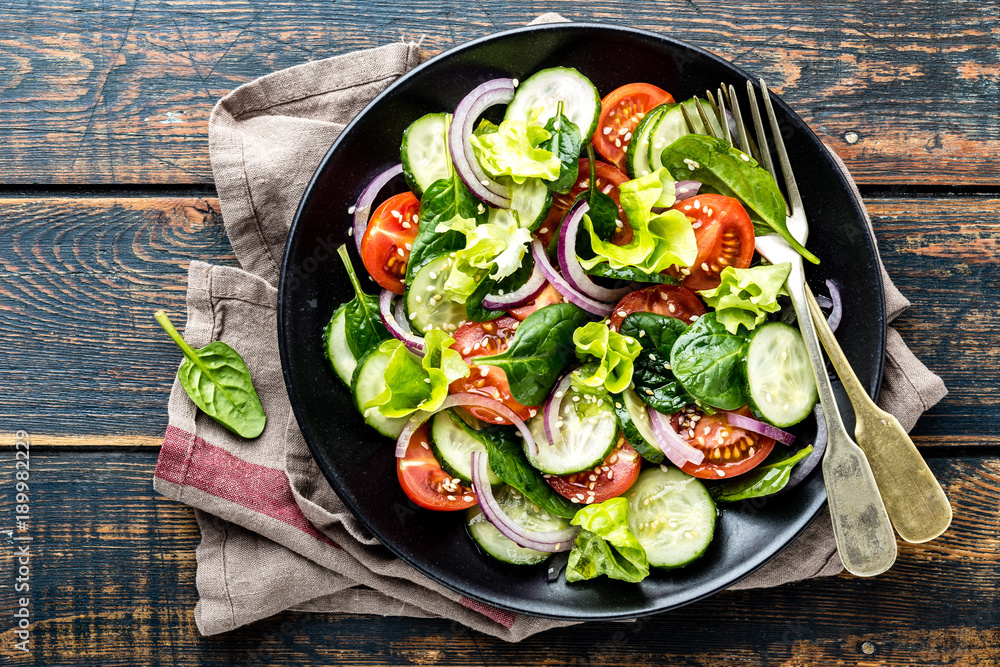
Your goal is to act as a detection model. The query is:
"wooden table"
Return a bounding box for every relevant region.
[1,2,997,665]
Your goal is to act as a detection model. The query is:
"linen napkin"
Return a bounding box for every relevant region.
[152,13,947,642]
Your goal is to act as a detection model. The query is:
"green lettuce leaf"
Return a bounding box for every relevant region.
[469,115,561,184]
[566,497,649,583]
[363,330,469,418]
[443,208,533,302]
[572,321,642,394]
[697,263,792,334]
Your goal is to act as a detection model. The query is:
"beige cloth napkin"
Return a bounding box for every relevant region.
[152,13,947,642]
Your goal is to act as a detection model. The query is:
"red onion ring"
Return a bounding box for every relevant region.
[825,279,843,332]
[674,180,701,200]
[395,393,538,458]
[531,239,613,317]
[786,404,828,490]
[470,452,579,552]
[352,163,404,254]
[723,411,796,446]
[557,200,636,303]
[449,79,515,208]
[647,407,706,467]
[543,374,574,448]
[480,262,547,310]
[379,289,425,355]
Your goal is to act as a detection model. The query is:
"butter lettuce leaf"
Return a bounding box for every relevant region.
[697,263,792,334]
[469,116,561,184]
[572,321,642,394]
[444,208,533,302]
[566,497,649,583]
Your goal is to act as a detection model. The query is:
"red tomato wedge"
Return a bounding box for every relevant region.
[534,159,630,248]
[593,83,674,171]
[360,191,420,294]
[671,406,775,479]
[668,194,755,292]
[546,437,641,505]
[397,424,477,511]
[607,284,707,331]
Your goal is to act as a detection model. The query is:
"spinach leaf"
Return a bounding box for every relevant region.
[474,303,590,405]
[669,312,749,410]
[710,445,814,502]
[540,102,583,194]
[336,245,392,359]
[478,426,578,519]
[619,312,691,414]
[659,134,819,264]
[580,143,619,243]
[464,255,534,323]
[155,310,267,439]
[585,262,679,285]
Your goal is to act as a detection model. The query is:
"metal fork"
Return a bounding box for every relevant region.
[713,79,897,576]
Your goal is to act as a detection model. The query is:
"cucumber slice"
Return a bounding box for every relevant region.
[648,99,725,172]
[614,387,665,464]
[401,112,451,197]
[627,466,716,569]
[525,382,618,475]
[505,67,602,139]
[323,303,357,387]
[467,485,571,565]
[430,410,501,485]
[744,322,818,427]
[625,104,668,179]
[350,348,409,438]
[405,253,468,334]
[508,177,554,230]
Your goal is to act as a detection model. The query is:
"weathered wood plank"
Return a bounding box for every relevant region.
[0,1,997,185]
[0,453,996,665]
[0,195,995,444]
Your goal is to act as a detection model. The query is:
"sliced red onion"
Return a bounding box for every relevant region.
[352,163,404,254]
[674,180,701,200]
[470,452,579,552]
[825,279,843,332]
[543,374,573,447]
[449,79,515,208]
[395,393,538,458]
[481,262,546,310]
[814,295,833,309]
[648,407,706,467]
[379,290,424,355]
[786,404,828,490]
[531,239,613,317]
[557,200,636,303]
[723,411,796,446]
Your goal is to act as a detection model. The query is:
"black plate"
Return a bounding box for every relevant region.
[278,23,886,620]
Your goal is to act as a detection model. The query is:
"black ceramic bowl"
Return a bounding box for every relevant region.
[278,22,886,620]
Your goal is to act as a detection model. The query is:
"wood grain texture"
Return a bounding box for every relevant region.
[0,453,996,666]
[0,1,997,185]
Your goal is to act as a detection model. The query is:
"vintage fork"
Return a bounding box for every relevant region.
[693,79,897,576]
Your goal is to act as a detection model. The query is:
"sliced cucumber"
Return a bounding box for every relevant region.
[323,303,357,387]
[745,322,818,427]
[430,410,501,485]
[648,99,725,172]
[627,466,716,569]
[505,67,602,139]
[525,382,618,475]
[405,253,468,334]
[614,387,665,464]
[467,485,571,565]
[508,177,554,231]
[350,348,409,438]
[625,104,668,179]
[401,112,451,197]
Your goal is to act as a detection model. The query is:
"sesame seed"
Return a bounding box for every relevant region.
[347,228,354,236]
[512,78,519,87]
[618,126,628,136]
[539,227,549,234]
[463,495,474,502]
[615,138,621,147]
[397,248,405,257]
[624,132,632,142]
[415,296,422,304]
[402,221,411,229]
[348,205,356,214]
[604,127,612,135]
[617,310,627,317]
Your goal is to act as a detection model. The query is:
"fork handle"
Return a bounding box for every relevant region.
[804,283,952,543]
[785,261,897,575]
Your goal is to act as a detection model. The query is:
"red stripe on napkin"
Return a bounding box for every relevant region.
[156,425,338,548]
[459,597,517,629]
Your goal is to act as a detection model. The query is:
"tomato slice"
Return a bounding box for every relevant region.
[671,406,775,479]
[360,191,420,294]
[545,437,641,505]
[397,424,477,511]
[668,194,755,292]
[449,317,537,424]
[608,284,707,331]
[507,283,563,321]
[534,159,630,248]
[593,83,674,171]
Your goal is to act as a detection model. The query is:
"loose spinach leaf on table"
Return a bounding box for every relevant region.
[619,312,691,415]
[540,102,583,195]
[710,445,814,502]
[474,303,590,406]
[407,170,486,284]
[336,245,392,359]
[155,310,267,439]
[669,311,749,411]
[659,134,819,264]
[478,426,578,519]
